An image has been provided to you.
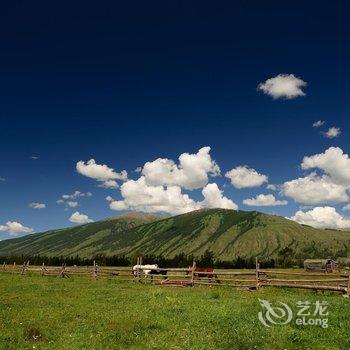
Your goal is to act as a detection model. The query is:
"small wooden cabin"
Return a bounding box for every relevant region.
[304,259,339,273]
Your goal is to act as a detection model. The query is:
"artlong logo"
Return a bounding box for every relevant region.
[258,299,329,328]
[258,299,293,327]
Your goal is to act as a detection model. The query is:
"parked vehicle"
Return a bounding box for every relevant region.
[304,259,339,273]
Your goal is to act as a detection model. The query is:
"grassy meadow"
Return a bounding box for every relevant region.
[1,273,350,349]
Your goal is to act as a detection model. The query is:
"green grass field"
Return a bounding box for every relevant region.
[1,273,350,350]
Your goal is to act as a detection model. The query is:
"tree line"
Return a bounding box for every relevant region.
[0,250,306,268]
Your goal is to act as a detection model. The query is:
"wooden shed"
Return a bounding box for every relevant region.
[304,259,339,273]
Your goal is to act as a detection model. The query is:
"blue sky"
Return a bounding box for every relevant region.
[1,1,350,239]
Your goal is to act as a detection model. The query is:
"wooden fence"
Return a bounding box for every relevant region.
[1,259,349,296]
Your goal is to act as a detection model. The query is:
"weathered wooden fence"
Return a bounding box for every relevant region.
[1,261,133,279]
[259,269,350,295]
[1,259,349,296]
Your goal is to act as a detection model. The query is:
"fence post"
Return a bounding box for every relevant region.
[2,262,6,271]
[191,261,196,285]
[135,257,138,276]
[137,257,143,282]
[255,258,260,290]
[59,263,69,278]
[347,271,350,297]
[21,262,26,275]
[137,257,140,281]
[93,260,98,280]
[41,262,45,276]
[12,262,16,274]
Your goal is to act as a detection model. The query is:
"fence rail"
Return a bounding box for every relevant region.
[1,260,349,296]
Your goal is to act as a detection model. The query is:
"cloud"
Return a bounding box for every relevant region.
[76,159,127,188]
[266,184,278,191]
[29,202,46,209]
[108,177,237,215]
[283,173,348,205]
[109,176,201,215]
[76,159,120,180]
[225,166,268,189]
[258,74,307,99]
[57,191,92,209]
[313,120,325,128]
[0,221,34,236]
[31,156,39,160]
[98,180,118,189]
[0,177,5,182]
[291,206,350,229]
[243,194,287,207]
[69,211,93,224]
[141,146,220,190]
[301,147,350,186]
[200,183,238,210]
[283,147,350,205]
[61,191,92,200]
[323,127,341,139]
[109,200,128,211]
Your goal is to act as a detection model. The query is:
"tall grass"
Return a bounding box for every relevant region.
[0,273,349,349]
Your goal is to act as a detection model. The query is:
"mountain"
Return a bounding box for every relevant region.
[0,209,349,260]
[0,212,160,258]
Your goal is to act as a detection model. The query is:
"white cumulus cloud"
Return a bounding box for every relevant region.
[200,183,238,210]
[108,176,237,215]
[323,127,341,139]
[57,191,92,209]
[283,173,348,205]
[266,184,278,191]
[29,202,46,209]
[258,74,307,99]
[141,146,220,190]
[76,159,127,189]
[291,206,350,229]
[0,221,34,236]
[99,180,119,189]
[243,194,287,207]
[69,211,93,224]
[301,147,350,186]
[225,166,268,189]
[109,176,201,215]
[109,200,128,211]
[283,147,350,205]
[313,120,325,128]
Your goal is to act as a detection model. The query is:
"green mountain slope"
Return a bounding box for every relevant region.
[0,209,349,260]
[0,212,160,258]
